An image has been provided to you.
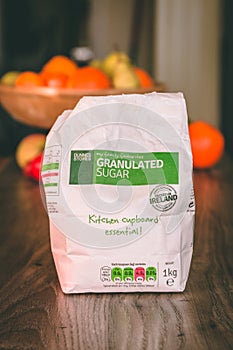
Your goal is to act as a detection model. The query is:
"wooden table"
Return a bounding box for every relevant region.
[0,156,232,350]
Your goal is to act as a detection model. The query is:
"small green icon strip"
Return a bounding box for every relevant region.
[42,145,62,196]
[43,183,58,187]
[110,266,157,282]
[42,162,59,171]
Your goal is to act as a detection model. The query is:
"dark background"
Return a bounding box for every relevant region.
[0,0,90,156]
[0,0,90,73]
[221,0,233,158]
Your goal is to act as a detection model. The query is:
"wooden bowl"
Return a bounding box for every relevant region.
[0,83,165,129]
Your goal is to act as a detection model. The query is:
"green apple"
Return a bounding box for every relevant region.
[1,71,20,86]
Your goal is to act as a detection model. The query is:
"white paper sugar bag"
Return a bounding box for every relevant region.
[42,92,195,294]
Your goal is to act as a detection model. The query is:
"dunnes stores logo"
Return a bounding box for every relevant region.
[150,185,178,212]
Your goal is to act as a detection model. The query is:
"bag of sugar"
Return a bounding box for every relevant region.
[42,92,195,293]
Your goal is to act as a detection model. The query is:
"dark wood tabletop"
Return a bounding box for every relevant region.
[0,155,232,350]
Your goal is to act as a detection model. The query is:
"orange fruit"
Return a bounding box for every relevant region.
[66,66,111,90]
[189,121,225,169]
[133,67,154,88]
[15,71,44,87]
[40,71,68,88]
[41,55,78,77]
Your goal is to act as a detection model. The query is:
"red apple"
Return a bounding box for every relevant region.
[15,133,46,169]
[23,153,43,181]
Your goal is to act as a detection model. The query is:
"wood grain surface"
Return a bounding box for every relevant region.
[0,157,232,350]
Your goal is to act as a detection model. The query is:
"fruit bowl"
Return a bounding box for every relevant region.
[0,83,165,129]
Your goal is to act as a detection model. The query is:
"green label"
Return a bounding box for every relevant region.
[42,162,59,171]
[111,267,122,282]
[146,267,157,281]
[123,267,134,281]
[69,150,178,186]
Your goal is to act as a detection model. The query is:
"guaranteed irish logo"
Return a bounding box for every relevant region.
[150,185,177,212]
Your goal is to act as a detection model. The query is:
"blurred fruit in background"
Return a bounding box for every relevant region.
[40,71,68,88]
[101,50,131,78]
[0,50,155,91]
[66,66,111,90]
[15,133,46,169]
[189,121,225,169]
[23,153,43,182]
[133,67,154,88]
[1,71,20,86]
[91,50,154,89]
[89,59,104,71]
[40,55,78,78]
[112,61,140,89]
[15,71,44,87]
